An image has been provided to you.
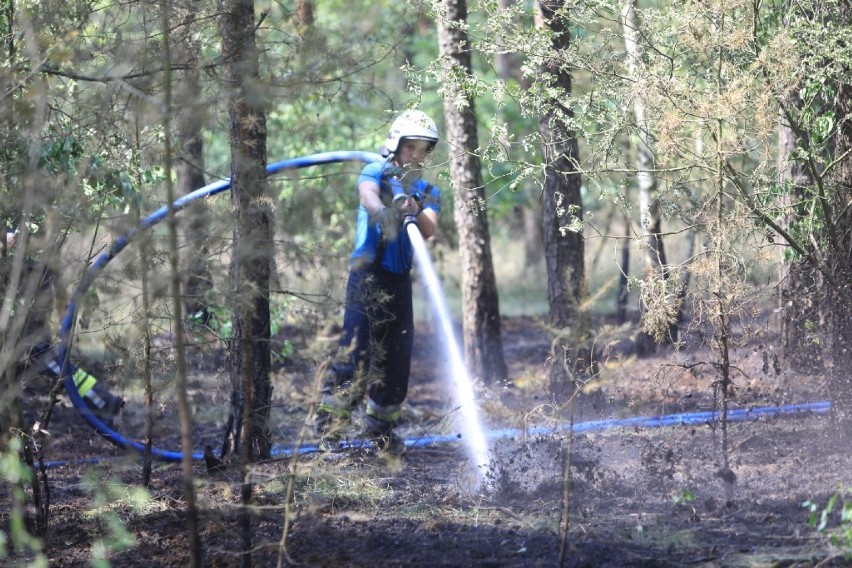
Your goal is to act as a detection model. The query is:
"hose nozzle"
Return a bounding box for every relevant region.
[393,193,422,221]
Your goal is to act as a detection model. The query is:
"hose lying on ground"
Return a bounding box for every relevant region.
[39,400,830,469]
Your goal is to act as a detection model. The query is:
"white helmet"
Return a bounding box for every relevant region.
[384,110,439,154]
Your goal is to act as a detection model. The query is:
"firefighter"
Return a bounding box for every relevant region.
[3,227,124,427]
[317,109,441,452]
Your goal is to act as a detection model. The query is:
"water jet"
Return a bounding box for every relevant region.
[405,217,492,488]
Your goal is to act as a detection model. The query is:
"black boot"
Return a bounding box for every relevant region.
[82,382,125,429]
[363,414,404,454]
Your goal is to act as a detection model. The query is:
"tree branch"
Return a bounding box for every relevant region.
[41,62,218,83]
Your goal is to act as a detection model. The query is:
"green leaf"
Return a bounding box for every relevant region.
[811,113,835,145]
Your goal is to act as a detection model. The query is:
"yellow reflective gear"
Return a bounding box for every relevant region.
[365,401,401,424]
[317,402,351,418]
[72,367,97,395]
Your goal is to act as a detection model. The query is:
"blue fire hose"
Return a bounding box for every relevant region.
[55,151,381,462]
[40,401,829,469]
[50,149,832,468]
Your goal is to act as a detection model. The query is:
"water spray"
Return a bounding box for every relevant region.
[404,216,492,487]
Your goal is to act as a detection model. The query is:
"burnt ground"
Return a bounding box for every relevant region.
[4,315,852,567]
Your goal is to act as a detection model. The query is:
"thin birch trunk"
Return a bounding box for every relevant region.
[622,0,680,345]
[160,0,202,564]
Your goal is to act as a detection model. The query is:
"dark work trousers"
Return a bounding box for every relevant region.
[329,266,414,409]
[0,258,55,344]
[1,258,57,389]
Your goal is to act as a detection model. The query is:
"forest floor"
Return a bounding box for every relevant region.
[5,313,852,567]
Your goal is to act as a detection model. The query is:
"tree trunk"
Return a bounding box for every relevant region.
[294,0,313,27]
[160,1,203,562]
[616,127,633,324]
[494,0,515,82]
[621,1,665,270]
[0,0,17,453]
[437,0,508,385]
[828,57,852,439]
[535,1,586,393]
[616,207,631,324]
[219,0,273,462]
[776,104,823,371]
[535,2,585,327]
[622,0,678,346]
[174,24,213,326]
[522,200,544,269]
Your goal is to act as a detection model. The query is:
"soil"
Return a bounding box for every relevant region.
[4,315,852,567]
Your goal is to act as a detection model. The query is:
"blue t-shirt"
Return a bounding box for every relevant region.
[350,161,441,273]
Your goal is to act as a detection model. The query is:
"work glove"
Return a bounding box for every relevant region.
[375,206,402,241]
[392,193,421,218]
